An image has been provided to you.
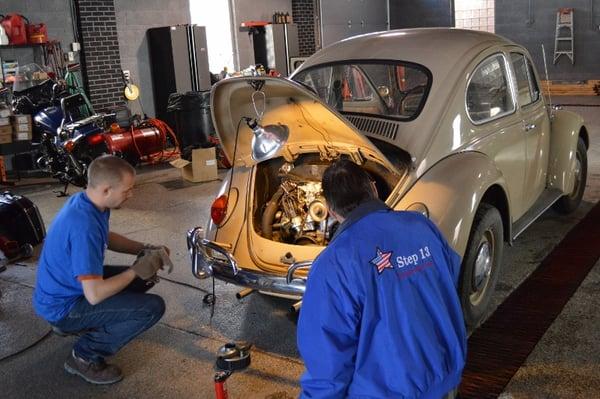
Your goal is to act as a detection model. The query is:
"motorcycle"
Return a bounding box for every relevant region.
[34,95,112,195]
[10,64,112,195]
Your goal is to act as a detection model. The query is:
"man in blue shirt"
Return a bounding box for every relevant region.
[297,159,467,398]
[34,155,171,385]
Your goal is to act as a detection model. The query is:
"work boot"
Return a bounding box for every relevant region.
[64,350,123,385]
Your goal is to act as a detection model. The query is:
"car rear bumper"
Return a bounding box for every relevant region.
[186,227,311,299]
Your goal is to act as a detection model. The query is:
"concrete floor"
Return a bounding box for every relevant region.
[0,96,599,398]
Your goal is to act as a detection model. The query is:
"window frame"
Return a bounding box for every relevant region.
[524,55,541,107]
[465,52,517,126]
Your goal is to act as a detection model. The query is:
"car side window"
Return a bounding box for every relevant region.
[525,57,540,103]
[466,54,515,123]
[510,53,533,106]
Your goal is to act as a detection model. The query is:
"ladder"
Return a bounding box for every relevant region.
[553,8,574,64]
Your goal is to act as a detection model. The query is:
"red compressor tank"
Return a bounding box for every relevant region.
[103,125,165,160]
[1,14,29,45]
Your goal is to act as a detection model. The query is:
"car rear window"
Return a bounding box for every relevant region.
[292,61,431,121]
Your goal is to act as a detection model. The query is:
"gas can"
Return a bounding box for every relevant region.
[1,14,29,45]
[26,23,47,44]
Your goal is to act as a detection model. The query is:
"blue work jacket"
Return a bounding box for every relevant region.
[297,200,467,398]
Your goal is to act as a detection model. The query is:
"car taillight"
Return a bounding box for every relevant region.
[211,195,228,225]
[63,139,75,153]
[87,133,105,146]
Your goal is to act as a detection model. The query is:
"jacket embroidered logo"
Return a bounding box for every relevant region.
[370,248,394,274]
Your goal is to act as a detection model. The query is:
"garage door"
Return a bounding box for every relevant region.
[319,0,388,47]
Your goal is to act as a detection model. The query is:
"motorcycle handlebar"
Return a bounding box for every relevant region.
[63,113,107,131]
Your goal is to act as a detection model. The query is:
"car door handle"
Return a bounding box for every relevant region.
[523,123,537,132]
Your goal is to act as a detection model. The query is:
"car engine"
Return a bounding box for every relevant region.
[261,161,337,246]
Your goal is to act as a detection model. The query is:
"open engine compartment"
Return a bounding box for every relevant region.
[253,152,404,246]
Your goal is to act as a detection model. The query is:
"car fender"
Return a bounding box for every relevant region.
[548,109,586,194]
[395,151,509,257]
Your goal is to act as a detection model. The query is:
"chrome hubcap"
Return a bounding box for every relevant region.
[470,231,494,306]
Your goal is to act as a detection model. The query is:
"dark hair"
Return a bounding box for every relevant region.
[87,155,135,188]
[322,159,376,218]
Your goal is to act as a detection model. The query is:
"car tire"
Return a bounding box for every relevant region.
[553,138,587,214]
[459,203,504,332]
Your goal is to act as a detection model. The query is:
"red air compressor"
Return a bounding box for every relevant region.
[0,14,29,45]
[103,118,179,164]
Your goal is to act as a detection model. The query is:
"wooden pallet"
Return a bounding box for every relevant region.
[540,79,600,96]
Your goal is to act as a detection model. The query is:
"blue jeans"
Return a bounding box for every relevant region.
[52,266,165,363]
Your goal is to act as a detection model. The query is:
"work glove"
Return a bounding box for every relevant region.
[131,248,174,280]
[143,243,171,256]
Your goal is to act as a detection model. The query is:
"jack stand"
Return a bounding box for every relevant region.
[53,181,70,197]
[214,370,232,399]
[213,342,252,398]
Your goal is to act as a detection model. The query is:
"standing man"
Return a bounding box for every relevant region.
[297,159,467,398]
[34,155,172,385]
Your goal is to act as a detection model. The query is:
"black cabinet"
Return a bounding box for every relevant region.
[147,25,211,130]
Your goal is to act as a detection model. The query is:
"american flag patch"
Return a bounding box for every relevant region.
[370,248,394,274]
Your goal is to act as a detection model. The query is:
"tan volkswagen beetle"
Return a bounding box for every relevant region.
[187,28,588,330]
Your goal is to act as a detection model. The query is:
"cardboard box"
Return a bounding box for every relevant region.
[0,125,12,144]
[170,147,218,183]
[12,123,32,133]
[0,108,12,118]
[14,131,32,141]
[0,117,10,126]
[11,115,32,139]
[12,114,31,125]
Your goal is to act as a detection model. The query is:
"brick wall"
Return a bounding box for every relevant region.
[292,0,317,56]
[76,0,124,111]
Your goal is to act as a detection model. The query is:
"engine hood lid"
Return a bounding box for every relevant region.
[211,77,396,168]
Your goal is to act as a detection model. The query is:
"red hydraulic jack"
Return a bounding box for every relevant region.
[214,370,232,399]
[213,342,252,399]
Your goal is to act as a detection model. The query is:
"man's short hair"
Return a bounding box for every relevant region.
[87,155,135,188]
[322,159,376,218]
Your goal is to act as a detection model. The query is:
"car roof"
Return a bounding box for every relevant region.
[295,28,515,76]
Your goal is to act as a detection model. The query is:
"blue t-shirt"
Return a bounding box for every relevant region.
[297,201,467,398]
[33,192,110,322]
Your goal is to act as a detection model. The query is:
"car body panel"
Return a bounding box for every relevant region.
[505,47,551,210]
[547,109,585,193]
[395,151,508,256]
